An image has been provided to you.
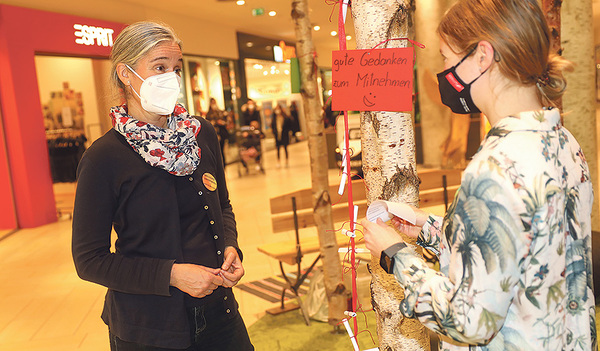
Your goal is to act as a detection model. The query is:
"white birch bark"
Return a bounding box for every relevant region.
[291,0,347,325]
[351,0,429,349]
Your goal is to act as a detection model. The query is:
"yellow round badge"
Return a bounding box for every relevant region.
[202,173,217,191]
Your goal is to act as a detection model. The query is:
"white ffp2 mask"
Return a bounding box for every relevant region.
[126,64,181,115]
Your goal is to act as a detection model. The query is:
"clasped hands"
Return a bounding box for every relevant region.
[361,204,429,258]
[170,246,244,298]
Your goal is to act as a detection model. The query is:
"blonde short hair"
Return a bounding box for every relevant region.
[110,21,182,91]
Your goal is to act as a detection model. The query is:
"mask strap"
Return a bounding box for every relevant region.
[124,64,144,100]
[124,64,145,82]
[457,44,490,84]
[456,44,479,66]
[470,65,490,85]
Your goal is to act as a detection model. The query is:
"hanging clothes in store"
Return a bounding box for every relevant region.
[46,130,87,183]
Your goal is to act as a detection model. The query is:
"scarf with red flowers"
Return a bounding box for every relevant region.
[110,103,201,176]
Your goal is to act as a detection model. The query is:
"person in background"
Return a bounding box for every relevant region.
[241,99,261,127]
[271,104,293,167]
[289,101,301,142]
[205,97,229,167]
[361,0,596,350]
[239,120,264,174]
[72,21,253,351]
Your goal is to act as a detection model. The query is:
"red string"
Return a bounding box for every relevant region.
[337,0,358,336]
[367,37,425,65]
[370,37,426,51]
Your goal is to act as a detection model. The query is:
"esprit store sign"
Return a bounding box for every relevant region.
[73,24,115,47]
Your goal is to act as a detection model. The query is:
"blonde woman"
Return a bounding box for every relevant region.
[72,22,253,351]
[362,0,596,350]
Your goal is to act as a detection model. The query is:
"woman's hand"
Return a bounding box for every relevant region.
[361,218,405,258]
[170,263,224,298]
[220,246,245,288]
[389,205,429,239]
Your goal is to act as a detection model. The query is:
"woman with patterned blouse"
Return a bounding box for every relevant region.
[361,0,597,350]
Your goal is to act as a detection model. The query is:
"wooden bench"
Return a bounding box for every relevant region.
[258,168,462,319]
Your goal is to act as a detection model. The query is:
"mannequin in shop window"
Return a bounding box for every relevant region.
[361,0,596,350]
[71,21,253,351]
[270,104,293,167]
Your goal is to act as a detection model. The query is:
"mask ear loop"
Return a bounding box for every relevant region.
[124,64,144,100]
[124,64,146,82]
[456,44,490,85]
[455,44,479,67]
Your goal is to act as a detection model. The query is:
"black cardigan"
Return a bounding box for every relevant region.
[72,117,240,348]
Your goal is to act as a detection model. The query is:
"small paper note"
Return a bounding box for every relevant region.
[366,200,416,224]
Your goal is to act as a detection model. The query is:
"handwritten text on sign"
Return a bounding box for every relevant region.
[331,48,414,112]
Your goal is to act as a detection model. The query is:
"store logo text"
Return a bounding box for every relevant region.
[74,24,115,47]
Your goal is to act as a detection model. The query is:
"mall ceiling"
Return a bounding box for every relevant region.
[3,0,598,55]
[118,0,600,52]
[127,0,356,55]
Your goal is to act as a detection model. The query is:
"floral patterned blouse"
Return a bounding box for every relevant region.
[391,109,597,350]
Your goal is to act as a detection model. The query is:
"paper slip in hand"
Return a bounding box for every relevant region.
[366,200,416,224]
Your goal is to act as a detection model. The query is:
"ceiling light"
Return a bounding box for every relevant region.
[236,0,245,5]
[253,64,263,69]
[284,70,290,75]
[346,35,352,40]
[268,11,277,16]
[313,25,320,31]
[214,61,220,66]
[263,71,268,76]
[246,42,254,47]
[330,31,337,36]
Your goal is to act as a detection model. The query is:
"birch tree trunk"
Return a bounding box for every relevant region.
[560,0,599,231]
[542,0,562,56]
[291,0,347,325]
[352,0,430,349]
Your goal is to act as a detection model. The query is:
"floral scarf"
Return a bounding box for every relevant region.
[110,103,201,176]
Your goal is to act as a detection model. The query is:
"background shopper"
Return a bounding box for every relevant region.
[361,0,596,350]
[241,99,261,127]
[271,104,293,167]
[205,97,229,167]
[72,21,253,351]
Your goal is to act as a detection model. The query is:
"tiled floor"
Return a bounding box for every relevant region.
[0,139,447,350]
[0,141,342,350]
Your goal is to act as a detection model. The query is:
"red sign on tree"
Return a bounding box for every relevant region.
[331,47,414,112]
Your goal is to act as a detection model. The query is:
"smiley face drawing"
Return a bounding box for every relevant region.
[363,93,376,107]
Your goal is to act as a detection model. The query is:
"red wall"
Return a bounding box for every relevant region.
[0,5,125,228]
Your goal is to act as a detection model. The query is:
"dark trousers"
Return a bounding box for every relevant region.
[275,143,288,161]
[109,306,254,351]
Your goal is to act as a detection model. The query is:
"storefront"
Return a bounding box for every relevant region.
[236,32,305,140]
[0,5,126,229]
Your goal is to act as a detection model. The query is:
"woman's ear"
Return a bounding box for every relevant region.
[116,63,130,86]
[476,41,495,73]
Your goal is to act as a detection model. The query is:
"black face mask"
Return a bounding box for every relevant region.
[437,47,488,114]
